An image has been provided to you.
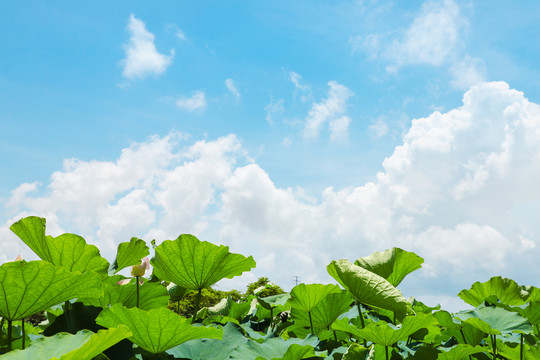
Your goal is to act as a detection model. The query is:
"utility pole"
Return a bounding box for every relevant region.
[293,276,300,286]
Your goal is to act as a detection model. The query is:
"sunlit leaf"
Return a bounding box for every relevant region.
[80,275,168,310]
[95,304,222,354]
[332,313,438,346]
[0,260,102,321]
[271,344,318,360]
[0,326,131,360]
[151,234,256,290]
[327,259,408,317]
[354,248,423,287]
[292,291,353,331]
[10,216,109,275]
[287,283,341,313]
[458,276,530,307]
[436,344,485,360]
[455,305,533,336]
[108,238,149,274]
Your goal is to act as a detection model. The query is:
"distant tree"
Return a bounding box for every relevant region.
[245,277,285,298]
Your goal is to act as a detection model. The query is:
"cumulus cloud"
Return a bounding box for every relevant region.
[225,78,241,99]
[3,82,540,308]
[122,15,175,80]
[176,91,207,111]
[304,81,353,140]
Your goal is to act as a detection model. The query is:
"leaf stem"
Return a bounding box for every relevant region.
[193,288,202,319]
[21,319,25,349]
[136,276,140,308]
[490,334,497,360]
[356,301,367,348]
[385,345,389,360]
[520,333,524,360]
[7,319,12,351]
[308,311,314,334]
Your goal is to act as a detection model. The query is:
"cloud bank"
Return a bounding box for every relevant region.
[3,82,540,309]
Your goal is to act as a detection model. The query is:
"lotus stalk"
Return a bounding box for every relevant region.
[116,257,149,308]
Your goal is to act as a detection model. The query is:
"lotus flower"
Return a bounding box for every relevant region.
[131,257,149,277]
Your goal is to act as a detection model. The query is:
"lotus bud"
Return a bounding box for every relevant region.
[131,257,149,277]
[116,278,131,286]
[15,255,22,261]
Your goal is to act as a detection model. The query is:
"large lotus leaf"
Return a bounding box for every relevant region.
[332,313,438,346]
[0,326,131,360]
[433,310,462,330]
[200,296,251,321]
[167,283,189,302]
[271,344,318,360]
[354,248,423,287]
[167,322,319,360]
[151,234,256,290]
[0,260,102,321]
[436,344,485,360]
[258,293,291,311]
[515,301,540,325]
[455,305,533,336]
[342,343,370,360]
[80,275,169,310]
[408,297,441,314]
[288,283,341,313]
[10,216,109,275]
[458,276,530,307]
[95,304,222,354]
[108,237,150,274]
[327,259,408,317]
[498,340,540,360]
[292,291,353,331]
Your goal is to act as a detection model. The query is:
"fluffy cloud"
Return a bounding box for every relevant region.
[304,81,353,140]
[176,91,207,111]
[3,82,540,310]
[225,79,241,99]
[122,15,175,80]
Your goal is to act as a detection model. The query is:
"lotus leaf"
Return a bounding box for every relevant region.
[458,276,530,307]
[0,326,131,360]
[10,216,109,275]
[95,304,222,354]
[108,237,149,274]
[354,248,423,287]
[151,234,256,290]
[0,260,102,321]
[327,259,408,317]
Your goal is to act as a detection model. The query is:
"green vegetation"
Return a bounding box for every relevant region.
[2,215,540,359]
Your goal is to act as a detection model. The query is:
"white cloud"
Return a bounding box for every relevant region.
[304,81,353,139]
[369,117,390,138]
[176,91,207,111]
[4,82,540,309]
[329,116,351,143]
[289,71,312,103]
[176,29,188,41]
[225,78,241,99]
[264,97,285,125]
[122,15,175,80]
[449,55,487,90]
[357,0,463,70]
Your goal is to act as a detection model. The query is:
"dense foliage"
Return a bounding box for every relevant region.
[1,216,540,359]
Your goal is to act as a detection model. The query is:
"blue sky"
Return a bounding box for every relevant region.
[2,1,540,310]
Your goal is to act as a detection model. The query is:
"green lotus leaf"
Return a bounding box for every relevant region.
[354,248,423,287]
[327,259,408,317]
[200,296,251,321]
[287,283,341,313]
[436,344,485,360]
[108,237,150,274]
[458,276,530,307]
[0,326,131,360]
[332,312,438,346]
[95,304,222,354]
[10,216,109,275]
[167,283,189,302]
[291,291,353,331]
[342,343,370,360]
[515,301,540,325]
[80,275,168,310]
[0,260,102,321]
[258,293,291,311]
[455,305,533,336]
[497,340,540,360]
[408,297,441,314]
[433,310,462,330]
[151,234,256,290]
[271,344,317,360]
[167,322,319,360]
